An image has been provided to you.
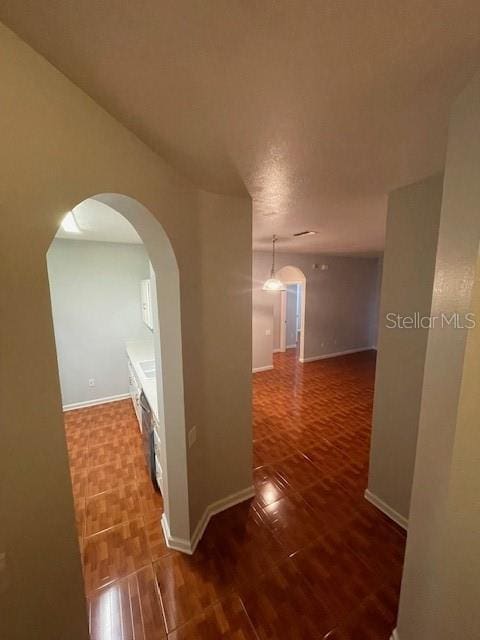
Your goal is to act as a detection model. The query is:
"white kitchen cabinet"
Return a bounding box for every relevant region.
[126,342,163,495]
[140,279,154,331]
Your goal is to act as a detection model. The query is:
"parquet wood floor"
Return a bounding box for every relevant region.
[65,348,405,639]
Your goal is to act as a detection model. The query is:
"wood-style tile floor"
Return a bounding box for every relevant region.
[65,348,405,639]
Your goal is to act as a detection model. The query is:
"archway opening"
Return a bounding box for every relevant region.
[275,265,306,363]
[46,194,189,595]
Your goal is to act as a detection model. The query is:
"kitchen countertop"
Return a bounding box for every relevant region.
[126,339,159,419]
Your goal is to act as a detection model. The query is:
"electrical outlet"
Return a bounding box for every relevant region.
[188,426,197,448]
[265,328,271,336]
[88,378,95,387]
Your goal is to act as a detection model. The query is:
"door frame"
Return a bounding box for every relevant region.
[280,280,306,362]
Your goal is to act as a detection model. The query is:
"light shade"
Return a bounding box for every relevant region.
[262,277,286,291]
[61,210,81,233]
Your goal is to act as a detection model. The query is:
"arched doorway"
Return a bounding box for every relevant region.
[48,193,190,550]
[275,265,306,362]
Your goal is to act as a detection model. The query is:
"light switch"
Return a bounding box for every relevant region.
[265,328,271,336]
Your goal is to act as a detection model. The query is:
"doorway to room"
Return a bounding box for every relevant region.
[279,283,302,351]
[45,193,190,598]
[272,265,306,363]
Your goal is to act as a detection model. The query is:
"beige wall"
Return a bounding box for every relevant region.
[368,174,443,522]
[252,261,275,370]
[252,251,380,370]
[428,255,480,638]
[197,192,253,508]
[0,23,251,640]
[396,71,480,640]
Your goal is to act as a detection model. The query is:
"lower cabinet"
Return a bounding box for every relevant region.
[128,355,163,495]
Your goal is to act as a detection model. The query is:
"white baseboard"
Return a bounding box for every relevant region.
[160,513,194,555]
[252,364,274,373]
[299,346,374,363]
[189,485,256,553]
[390,629,399,640]
[161,485,255,555]
[273,348,282,353]
[63,393,130,412]
[364,489,408,531]
[286,344,297,349]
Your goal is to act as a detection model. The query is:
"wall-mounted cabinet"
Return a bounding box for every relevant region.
[140,279,154,331]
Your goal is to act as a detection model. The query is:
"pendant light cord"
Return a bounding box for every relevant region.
[271,234,277,277]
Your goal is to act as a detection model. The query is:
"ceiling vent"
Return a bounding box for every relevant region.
[293,230,317,237]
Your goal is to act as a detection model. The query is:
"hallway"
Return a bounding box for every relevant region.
[66,349,405,639]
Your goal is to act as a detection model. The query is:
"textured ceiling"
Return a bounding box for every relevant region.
[2,1,480,253]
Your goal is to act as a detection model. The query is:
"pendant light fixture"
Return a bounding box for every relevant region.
[262,234,285,291]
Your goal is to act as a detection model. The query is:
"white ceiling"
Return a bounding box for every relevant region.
[56,199,142,244]
[2,2,480,254]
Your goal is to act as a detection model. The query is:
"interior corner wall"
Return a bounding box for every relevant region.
[368,173,443,523]
[0,23,251,639]
[252,251,381,371]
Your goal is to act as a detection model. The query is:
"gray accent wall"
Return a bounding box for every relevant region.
[368,174,443,522]
[47,238,152,407]
[272,291,281,351]
[253,251,381,370]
